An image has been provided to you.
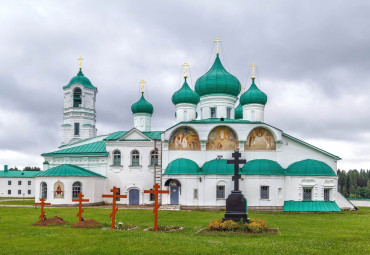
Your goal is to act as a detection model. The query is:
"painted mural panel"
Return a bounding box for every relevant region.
[245,127,276,151]
[54,181,64,198]
[206,126,238,150]
[169,127,200,150]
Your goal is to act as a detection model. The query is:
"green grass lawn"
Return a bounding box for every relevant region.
[0,200,34,205]
[0,207,369,255]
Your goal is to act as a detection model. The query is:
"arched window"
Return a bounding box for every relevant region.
[131,150,140,166]
[150,149,158,166]
[113,150,121,166]
[72,182,82,199]
[40,182,47,199]
[73,88,82,107]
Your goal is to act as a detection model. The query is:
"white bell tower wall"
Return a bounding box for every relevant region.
[134,113,152,132]
[175,103,197,122]
[199,94,237,119]
[242,104,265,122]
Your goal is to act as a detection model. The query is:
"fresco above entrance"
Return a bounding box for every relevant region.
[169,127,200,150]
[245,127,276,151]
[206,126,238,150]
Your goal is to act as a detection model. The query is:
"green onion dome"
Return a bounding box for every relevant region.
[172,77,200,105]
[63,69,97,90]
[195,54,241,97]
[240,78,267,105]
[235,103,243,119]
[286,159,336,176]
[131,92,154,115]
[242,159,284,175]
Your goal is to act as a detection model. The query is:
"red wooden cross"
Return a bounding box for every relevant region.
[34,197,51,221]
[72,192,89,222]
[102,186,127,229]
[144,183,169,231]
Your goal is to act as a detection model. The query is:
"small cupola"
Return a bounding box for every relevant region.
[240,64,267,122]
[235,103,243,119]
[131,80,154,131]
[172,63,199,122]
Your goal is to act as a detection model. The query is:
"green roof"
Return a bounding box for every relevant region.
[0,171,40,178]
[131,93,154,115]
[286,159,336,176]
[195,54,241,97]
[240,78,267,105]
[37,164,105,177]
[164,158,200,175]
[172,77,200,105]
[63,69,97,90]
[283,201,341,212]
[235,103,243,119]
[42,141,107,156]
[104,131,163,141]
[242,159,284,175]
[201,159,238,175]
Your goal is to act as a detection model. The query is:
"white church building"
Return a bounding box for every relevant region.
[0,44,356,211]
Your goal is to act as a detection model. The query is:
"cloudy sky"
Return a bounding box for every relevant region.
[0,0,369,170]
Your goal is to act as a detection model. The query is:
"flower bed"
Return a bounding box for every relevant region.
[144,225,183,231]
[202,218,278,234]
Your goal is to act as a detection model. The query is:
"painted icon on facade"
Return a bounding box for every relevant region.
[169,127,200,150]
[206,126,238,150]
[245,127,276,150]
[54,181,64,198]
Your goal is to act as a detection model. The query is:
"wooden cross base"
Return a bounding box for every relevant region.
[102,186,127,229]
[34,197,51,221]
[144,183,169,231]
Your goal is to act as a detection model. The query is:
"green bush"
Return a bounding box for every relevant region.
[247,218,268,233]
[207,218,268,233]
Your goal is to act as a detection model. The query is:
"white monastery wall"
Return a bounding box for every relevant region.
[0,178,35,197]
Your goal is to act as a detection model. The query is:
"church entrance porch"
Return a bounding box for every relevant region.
[129,189,140,205]
[164,179,181,205]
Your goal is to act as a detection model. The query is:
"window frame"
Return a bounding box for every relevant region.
[18,190,21,195]
[8,190,11,195]
[324,188,330,201]
[131,150,140,166]
[303,187,313,201]
[74,123,80,136]
[112,150,121,166]
[8,180,11,185]
[40,182,47,199]
[73,88,82,107]
[260,186,269,199]
[193,189,198,200]
[72,181,82,199]
[18,180,22,185]
[216,185,225,199]
[226,107,231,119]
[210,107,217,118]
[150,149,159,166]
[28,180,31,185]
[28,190,31,195]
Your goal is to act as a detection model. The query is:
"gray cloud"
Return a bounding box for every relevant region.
[0,0,369,170]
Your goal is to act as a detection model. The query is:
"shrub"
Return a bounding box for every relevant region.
[221,220,239,231]
[207,218,223,231]
[247,218,268,233]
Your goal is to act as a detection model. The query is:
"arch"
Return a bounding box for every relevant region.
[245,127,276,151]
[40,182,47,199]
[131,149,140,166]
[113,150,121,166]
[73,87,82,107]
[54,181,64,198]
[150,149,159,166]
[164,179,181,187]
[169,126,200,150]
[206,125,238,150]
[72,181,82,199]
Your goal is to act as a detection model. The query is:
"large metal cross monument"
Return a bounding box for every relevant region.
[223,149,249,222]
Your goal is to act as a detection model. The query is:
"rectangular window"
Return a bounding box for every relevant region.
[226,107,231,119]
[303,188,312,201]
[260,186,269,199]
[8,190,11,195]
[8,180,11,185]
[216,185,225,199]
[149,192,155,202]
[210,107,217,118]
[28,190,31,195]
[324,188,330,201]
[18,181,22,185]
[28,181,31,185]
[18,190,21,195]
[74,123,80,136]
[193,189,198,199]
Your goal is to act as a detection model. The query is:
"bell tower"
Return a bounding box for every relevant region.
[61,57,98,145]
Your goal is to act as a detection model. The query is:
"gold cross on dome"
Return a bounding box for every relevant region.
[182,62,189,78]
[214,37,221,54]
[78,56,84,69]
[140,80,146,93]
[250,63,256,79]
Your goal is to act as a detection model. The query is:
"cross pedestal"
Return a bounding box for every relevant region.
[72,192,89,222]
[223,150,249,222]
[102,186,127,229]
[34,197,51,221]
[144,183,169,231]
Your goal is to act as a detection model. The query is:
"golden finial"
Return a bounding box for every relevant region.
[240,84,244,96]
[140,80,146,93]
[78,56,84,69]
[214,37,221,54]
[250,63,256,79]
[182,62,189,78]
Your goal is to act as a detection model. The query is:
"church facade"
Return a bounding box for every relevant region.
[2,45,355,211]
